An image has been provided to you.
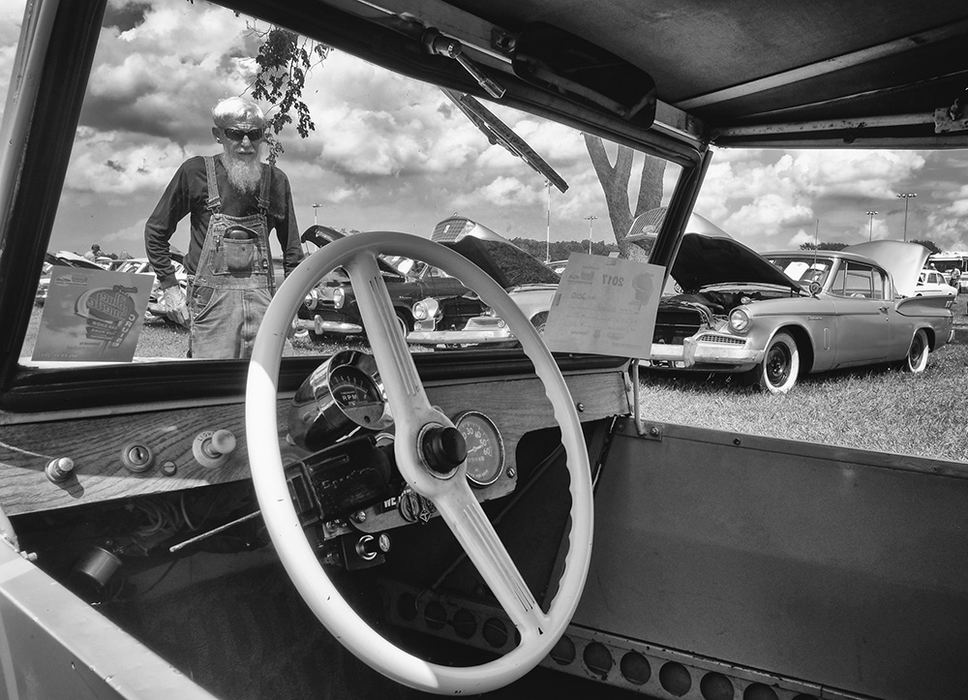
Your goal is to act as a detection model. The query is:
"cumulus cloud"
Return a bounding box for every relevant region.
[5,0,968,256]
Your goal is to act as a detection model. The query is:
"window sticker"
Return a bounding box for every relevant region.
[32,267,153,363]
[543,254,664,358]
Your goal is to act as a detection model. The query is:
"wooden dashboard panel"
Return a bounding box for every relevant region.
[0,369,629,516]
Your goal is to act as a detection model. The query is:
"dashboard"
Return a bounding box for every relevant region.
[0,358,630,521]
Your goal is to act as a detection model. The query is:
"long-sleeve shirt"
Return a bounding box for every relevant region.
[145,155,302,289]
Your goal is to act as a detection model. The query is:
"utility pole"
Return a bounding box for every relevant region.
[897,192,916,241]
[584,215,598,254]
[866,210,878,242]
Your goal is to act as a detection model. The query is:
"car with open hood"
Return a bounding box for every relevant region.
[4,1,968,699]
[645,233,953,392]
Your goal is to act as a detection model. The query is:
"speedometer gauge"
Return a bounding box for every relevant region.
[454,411,505,488]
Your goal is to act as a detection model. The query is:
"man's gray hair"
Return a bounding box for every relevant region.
[212,96,266,128]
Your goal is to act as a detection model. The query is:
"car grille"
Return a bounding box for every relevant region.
[696,334,745,345]
[653,308,702,343]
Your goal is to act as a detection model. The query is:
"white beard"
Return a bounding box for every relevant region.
[224,154,263,195]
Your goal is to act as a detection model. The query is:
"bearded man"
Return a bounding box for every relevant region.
[145,96,302,359]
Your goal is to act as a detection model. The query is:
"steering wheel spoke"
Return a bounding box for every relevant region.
[434,483,547,639]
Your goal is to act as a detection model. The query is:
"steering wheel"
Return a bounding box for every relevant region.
[246,231,593,695]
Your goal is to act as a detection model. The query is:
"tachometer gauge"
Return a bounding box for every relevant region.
[330,365,385,427]
[288,350,392,450]
[454,410,505,488]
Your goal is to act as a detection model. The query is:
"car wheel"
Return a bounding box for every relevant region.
[394,310,413,336]
[531,311,548,335]
[752,331,799,394]
[902,328,929,373]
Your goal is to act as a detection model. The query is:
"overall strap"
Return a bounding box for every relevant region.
[258,165,275,296]
[257,164,271,215]
[204,155,222,213]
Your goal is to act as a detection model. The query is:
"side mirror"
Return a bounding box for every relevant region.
[809,281,823,296]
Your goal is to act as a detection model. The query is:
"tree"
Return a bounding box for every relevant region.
[249,26,330,164]
[583,135,665,258]
[800,242,849,251]
[911,239,942,255]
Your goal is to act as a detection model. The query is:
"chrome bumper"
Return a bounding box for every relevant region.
[646,334,761,369]
[292,315,363,335]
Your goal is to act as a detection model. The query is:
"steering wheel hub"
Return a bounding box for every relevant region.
[419,424,467,477]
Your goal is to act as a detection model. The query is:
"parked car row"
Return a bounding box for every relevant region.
[294,221,558,340]
[405,213,954,394]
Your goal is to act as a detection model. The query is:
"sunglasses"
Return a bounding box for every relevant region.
[222,127,265,142]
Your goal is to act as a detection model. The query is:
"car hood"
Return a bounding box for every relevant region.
[671,226,802,293]
[843,240,930,297]
[441,237,560,288]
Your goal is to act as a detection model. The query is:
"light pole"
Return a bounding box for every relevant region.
[865,210,878,241]
[896,193,917,241]
[584,215,598,254]
[545,181,552,263]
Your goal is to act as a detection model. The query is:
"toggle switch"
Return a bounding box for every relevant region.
[192,429,237,468]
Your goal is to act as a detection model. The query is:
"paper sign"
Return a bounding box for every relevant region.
[32,266,153,362]
[543,254,664,358]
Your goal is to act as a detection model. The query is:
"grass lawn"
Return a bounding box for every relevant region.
[638,294,968,464]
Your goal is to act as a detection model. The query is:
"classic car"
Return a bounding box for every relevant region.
[643,235,953,392]
[295,222,535,338]
[409,235,560,341]
[294,224,434,337]
[409,281,558,348]
[4,1,968,700]
[915,268,958,296]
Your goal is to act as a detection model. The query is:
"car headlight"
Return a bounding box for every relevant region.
[728,307,751,334]
[333,287,345,309]
[412,297,439,321]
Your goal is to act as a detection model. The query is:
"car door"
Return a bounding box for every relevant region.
[828,261,894,366]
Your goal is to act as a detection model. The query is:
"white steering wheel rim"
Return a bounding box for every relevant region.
[246,231,593,695]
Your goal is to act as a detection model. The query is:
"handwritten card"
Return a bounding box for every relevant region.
[543,254,664,358]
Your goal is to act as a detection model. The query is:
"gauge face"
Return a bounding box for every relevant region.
[330,365,386,428]
[454,411,505,488]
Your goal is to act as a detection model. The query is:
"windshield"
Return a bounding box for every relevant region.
[767,256,835,287]
[8,0,683,364]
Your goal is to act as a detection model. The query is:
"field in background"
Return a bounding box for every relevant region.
[22,296,968,464]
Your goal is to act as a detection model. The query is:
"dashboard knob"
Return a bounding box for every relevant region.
[193,429,237,469]
[209,429,237,456]
[45,457,75,483]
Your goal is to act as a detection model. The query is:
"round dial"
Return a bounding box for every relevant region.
[330,365,385,428]
[454,411,505,488]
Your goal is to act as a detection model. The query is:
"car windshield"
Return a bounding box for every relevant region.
[768,256,835,287]
[9,0,684,364]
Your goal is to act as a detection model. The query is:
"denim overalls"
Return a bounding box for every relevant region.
[188,156,275,359]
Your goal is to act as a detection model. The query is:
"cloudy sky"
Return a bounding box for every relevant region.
[3,0,968,259]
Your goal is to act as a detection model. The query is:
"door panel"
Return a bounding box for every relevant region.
[575,417,968,700]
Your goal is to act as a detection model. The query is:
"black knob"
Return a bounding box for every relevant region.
[421,426,467,474]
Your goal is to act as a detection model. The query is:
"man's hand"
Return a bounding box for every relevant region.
[152,285,190,327]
